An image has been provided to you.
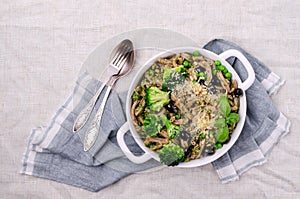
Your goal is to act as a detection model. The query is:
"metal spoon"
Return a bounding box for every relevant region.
[83,43,135,151]
[73,39,133,133]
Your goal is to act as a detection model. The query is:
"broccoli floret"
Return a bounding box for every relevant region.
[143,114,162,137]
[158,142,185,166]
[160,115,182,139]
[162,66,187,91]
[145,86,170,111]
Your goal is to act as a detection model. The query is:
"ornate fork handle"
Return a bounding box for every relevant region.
[83,85,112,151]
[73,81,108,132]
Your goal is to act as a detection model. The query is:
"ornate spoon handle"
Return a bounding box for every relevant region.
[83,85,112,151]
[73,81,107,132]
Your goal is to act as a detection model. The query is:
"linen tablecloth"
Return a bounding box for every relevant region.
[1,0,299,198]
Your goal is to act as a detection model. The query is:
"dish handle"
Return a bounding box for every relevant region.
[219,49,255,91]
[117,122,152,164]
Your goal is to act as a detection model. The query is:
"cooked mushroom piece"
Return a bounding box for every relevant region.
[137,115,144,124]
[144,136,169,151]
[131,101,139,125]
[232,79,238,89]
[181,52,192,62]
[157,57,173,66]
[217,71,231,92]
[200,61,212,84]
[159,129,169,138]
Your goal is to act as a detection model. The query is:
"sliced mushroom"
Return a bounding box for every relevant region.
[192,55,205,62]
[159,129,169,138]
[232,80,238,89]
[169,116,183,125]
[157,57,173,66]
[217,71,231,92]
[137,115,144,124]
[171,53,181,66]
[131,101,139,126]
[144,136,169,151]
[173,119,183,125]
[181,52,192,62]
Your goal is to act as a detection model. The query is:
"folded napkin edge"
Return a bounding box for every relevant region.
[261,72,285,96]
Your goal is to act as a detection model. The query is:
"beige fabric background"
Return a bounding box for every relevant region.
[1,0,299,198]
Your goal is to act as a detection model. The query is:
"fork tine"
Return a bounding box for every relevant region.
[112,44,131,66]
[110,43,126,65]
[112,49,126,66]
[111,46,127,66]
[117,50,132,68]
[117,44,131,62]
[115,48,131,66]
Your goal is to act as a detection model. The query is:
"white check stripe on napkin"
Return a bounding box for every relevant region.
[262,72,286,96]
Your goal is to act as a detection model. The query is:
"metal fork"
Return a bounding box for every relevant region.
[73,40,132,133]
[83,46,134,151]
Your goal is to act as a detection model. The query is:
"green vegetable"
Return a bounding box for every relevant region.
[198,72,205,78]
[225,72,232,79]
[158,143,185,166]
[183,60,190,67]
[175,113,181,119]
[192,79,197,83]
[143,114,162,137]
[162,66,187,91]
[200,133,206,139]
[160,115,182,139]
[149,69,155,76]
[214,118,226,128]
[217,65,225,71]
[193,50,200,56]
[212,69,217,76]
[219,96,231,117]
[145,86,170,111]
[226,112,240,126]
[214,118,229,143]
[215,126,229,143]
[213,97,240,144]
[223,68,228,73]
[214,143,223,149]
[214,60,221,66]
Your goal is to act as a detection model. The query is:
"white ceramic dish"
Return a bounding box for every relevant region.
[117,48,255,167]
